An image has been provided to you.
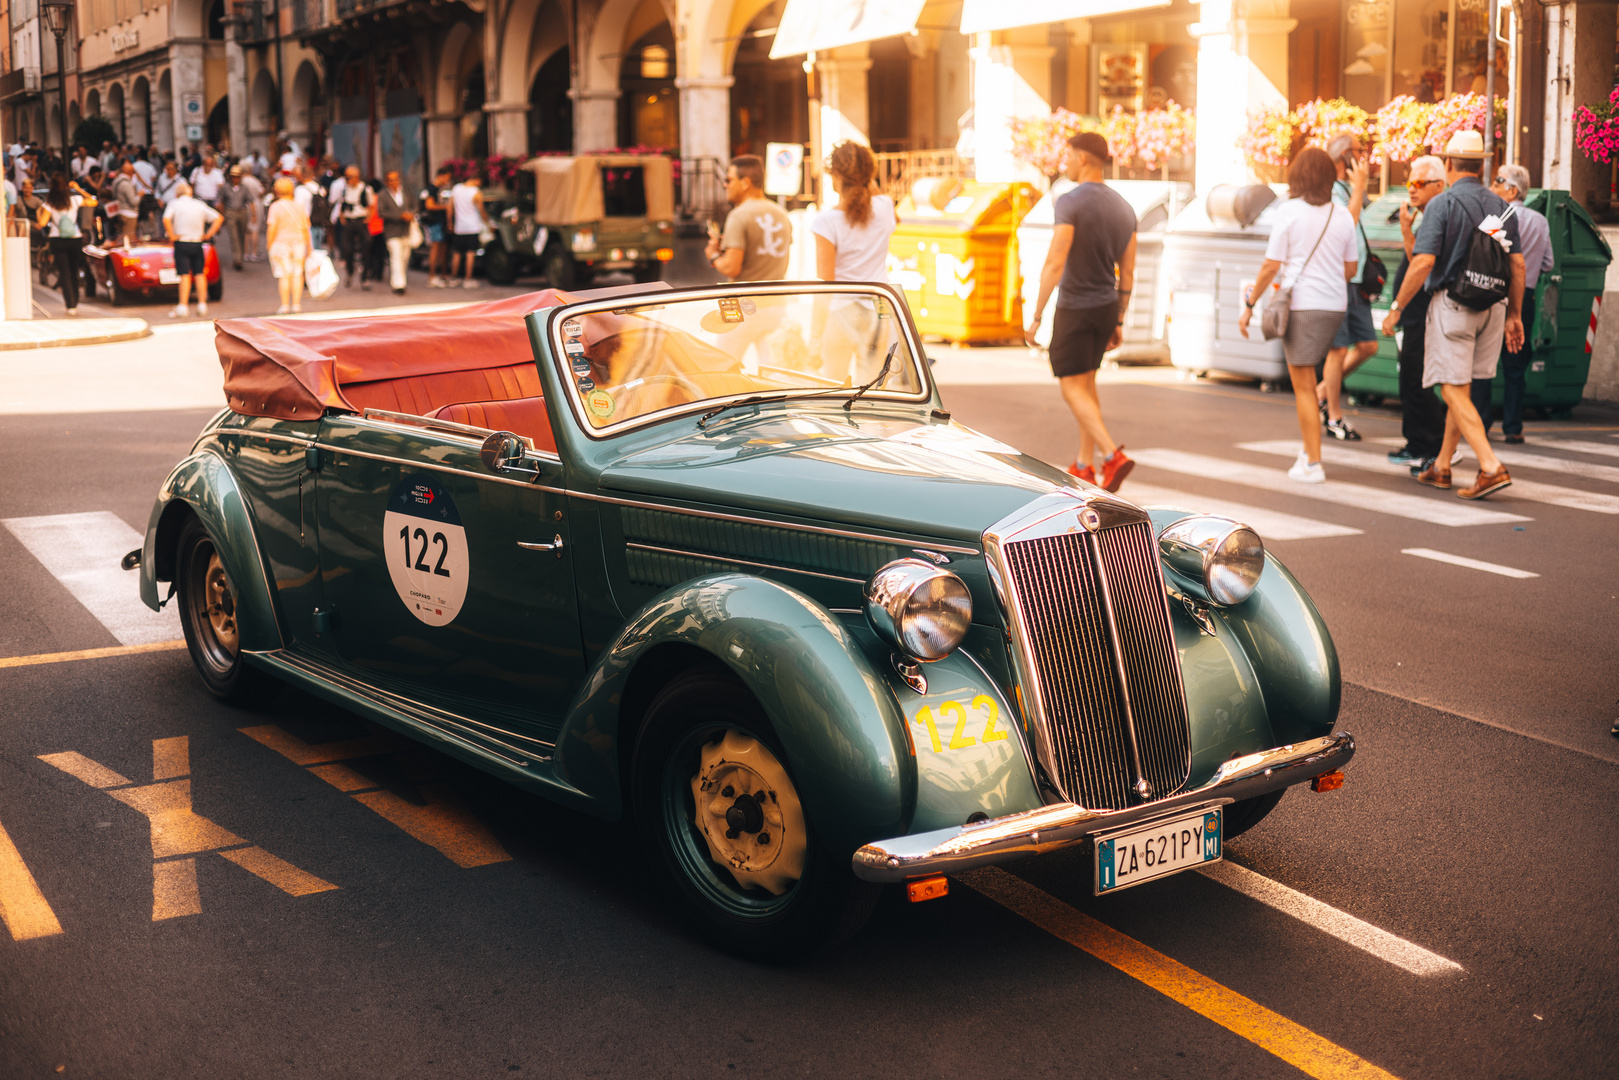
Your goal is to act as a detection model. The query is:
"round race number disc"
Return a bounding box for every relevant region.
[382,475,470,627]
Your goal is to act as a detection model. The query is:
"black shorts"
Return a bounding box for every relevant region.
[1048,302,1118,377]
[452,232,481,253]
[172,241,207,277]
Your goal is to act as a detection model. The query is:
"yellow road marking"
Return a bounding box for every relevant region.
[0,817,63,940]
[959,868,1402,1080]
[107,780,247,857]
[0,640,185,669]
[308,763,376,792]
[217,846,338,896]
[152,859,201,920]
[239,724,401,765]
[352,784,512,868]
[152,736,189,781]
[248,724,510,868]
[37,751,131,789]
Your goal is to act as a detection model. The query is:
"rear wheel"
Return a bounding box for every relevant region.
[1223,789,1284,841]
[542,243,577,291]
[631,670,880,963]
[175,517,281,705]
[207,278,223,302]
[484,243,519,285]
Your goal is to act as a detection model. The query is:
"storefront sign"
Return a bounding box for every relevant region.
[111,30,140,53]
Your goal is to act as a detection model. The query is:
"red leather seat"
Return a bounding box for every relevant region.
[430,397,556,454]
[340,361,543,418]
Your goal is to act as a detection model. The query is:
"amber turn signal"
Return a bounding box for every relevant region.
[1310,770,1345,793]
[655,247,675,261]
[906,875,949,903]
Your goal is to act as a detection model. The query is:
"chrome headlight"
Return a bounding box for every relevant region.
[1158,515,1265,606]
[864,559,973,661]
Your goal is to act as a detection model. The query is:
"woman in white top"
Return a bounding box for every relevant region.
[1237,147,1358,483]
[37,172,86,315]
[266,177,312,314]
[811,142,900,382]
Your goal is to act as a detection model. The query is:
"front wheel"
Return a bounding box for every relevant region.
[630,670,880,963]
[1223,789,1284,841]
[541,243,577,291]
[484,243,519,285]
[175,517,281,705]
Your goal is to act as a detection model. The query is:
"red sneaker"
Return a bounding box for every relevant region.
[1099,447,1134,492]
[1067,461,1097,484]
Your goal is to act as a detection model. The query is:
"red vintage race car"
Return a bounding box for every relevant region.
[85,240,224,306]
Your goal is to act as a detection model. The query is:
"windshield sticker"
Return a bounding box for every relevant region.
[561,318,583,338]
[564,339,586,356]
[717,297,744,323]
[571,355,592,375]
[382,476,470,628]
[577,376,596,393]
[584,388,616,419]
[738,298,757,316]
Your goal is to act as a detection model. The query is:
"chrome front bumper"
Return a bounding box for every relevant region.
[850,732,1354,883]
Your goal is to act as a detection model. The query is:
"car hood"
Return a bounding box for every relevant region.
[596,408,1076,546]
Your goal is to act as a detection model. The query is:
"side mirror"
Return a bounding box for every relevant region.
[480,431,539,479]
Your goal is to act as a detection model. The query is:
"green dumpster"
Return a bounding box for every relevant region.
[1346,189,1614,418]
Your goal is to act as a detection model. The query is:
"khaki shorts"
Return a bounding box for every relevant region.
[268,244,306,279]
[1422,288,1505,388]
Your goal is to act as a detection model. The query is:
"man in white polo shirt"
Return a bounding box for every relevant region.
[161,182,223,319]
[190,155,227,207]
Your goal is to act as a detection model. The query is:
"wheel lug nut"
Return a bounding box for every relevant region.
[757,831,770,845]
[721,785,734,798]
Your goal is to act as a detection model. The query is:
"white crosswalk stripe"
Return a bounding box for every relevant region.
[1402,548,1539,579]
[1130,448,1531,527]
[1245,441,1619,515]
[3,512,180,646]
[1367,436,1619,484]
[1523,437,1619,460]
[1124,483,1363,541]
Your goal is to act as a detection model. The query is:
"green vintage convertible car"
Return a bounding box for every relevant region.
[133,280,1353,959]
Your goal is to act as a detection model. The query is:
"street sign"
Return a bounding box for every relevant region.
[765,143,803,197]
[182,92,205,143]
[186,125,204,141]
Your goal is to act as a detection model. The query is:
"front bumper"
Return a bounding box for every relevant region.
[851,732,1354,883]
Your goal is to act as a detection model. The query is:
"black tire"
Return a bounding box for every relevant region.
[632,261,662,283]
[106,270,128,306]
[542,243,577,291]
[484,243,519,285]
[630,669,881,963]
[175,517,281,705]
[207,278,223,302]
[1224,789,1284,842]
[37,254,59,290]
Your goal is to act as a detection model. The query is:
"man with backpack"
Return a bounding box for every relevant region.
[1379,130,1526,500]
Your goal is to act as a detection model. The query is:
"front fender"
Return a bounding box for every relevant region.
[554,574,913,855]
[140,449,283,653]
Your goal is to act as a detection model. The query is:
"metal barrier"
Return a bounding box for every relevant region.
[874,150,968,201]
[677,156,727,223]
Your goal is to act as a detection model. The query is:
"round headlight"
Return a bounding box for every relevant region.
[864,559,973,661]
[1158,515,1265,607]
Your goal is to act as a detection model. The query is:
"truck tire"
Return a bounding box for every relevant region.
[542,243,577,291]
[484,243,519,285]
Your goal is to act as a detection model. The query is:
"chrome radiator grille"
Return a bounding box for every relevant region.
[1000,519,1190,810]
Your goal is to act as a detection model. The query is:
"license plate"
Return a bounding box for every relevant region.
[158,269,179,284]
[1095,807,1221,894]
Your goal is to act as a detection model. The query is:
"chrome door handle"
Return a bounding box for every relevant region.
[517,534,565,555]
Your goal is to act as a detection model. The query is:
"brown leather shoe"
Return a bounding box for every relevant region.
[1457,465,1511,500]
[1416,463,1452,489]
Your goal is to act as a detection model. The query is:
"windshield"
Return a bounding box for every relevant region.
[551,287,927,433]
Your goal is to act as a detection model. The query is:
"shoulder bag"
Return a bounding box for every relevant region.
[1261,207,1335,341]
[1356,218,1387,302]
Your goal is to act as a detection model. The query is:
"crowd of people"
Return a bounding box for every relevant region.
[3,135,497,317]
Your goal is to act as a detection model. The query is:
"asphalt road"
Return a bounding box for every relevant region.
[1,331,1616,1077]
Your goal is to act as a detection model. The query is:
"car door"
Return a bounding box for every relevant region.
[312,411,582,751]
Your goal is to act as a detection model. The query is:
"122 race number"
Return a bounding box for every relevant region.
[911,695,1009,754]
[383,476,470,627]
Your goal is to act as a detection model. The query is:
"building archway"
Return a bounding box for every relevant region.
[206,0,227,40]
[86,88,101,121]
[461,64,487,158]
[250,68,278,147]
[68,101,82,141]
[49,105,63,147]
[618,15,678,150]
[289,61,323,156]
[107,84,127,141]
[528,49,571,153]
[207,96,230,149]
[154,71,175,152]
[730,0,805,156]
[130,76,153,146]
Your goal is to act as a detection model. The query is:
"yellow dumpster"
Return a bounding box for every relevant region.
[887,179,1036,344]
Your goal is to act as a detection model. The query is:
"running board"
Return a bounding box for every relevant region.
[247,649,556,768]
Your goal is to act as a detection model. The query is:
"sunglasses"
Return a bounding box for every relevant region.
[1406,179,1441,191]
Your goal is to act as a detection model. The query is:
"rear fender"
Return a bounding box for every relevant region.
[140,450,283,653]
[554,574,913,854]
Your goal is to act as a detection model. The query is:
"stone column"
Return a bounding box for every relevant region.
[816,48,872,150]
[571,87,620,152]
[1544,0,1618,204]
[906,35,938,150]
[424,113,460,170]
[1190,0,1295,191]
[225,29,248,156]
[969,30,1054,184]
[675,76,732,163]
[485,102,530,156]
[169,42,206,152]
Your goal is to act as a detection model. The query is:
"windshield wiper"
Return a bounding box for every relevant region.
[843,342,898,411]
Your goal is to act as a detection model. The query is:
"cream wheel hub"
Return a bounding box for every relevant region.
[690,730,806,896]
[204,551,238,653]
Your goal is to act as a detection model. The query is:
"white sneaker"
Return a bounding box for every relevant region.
[168,305,188,319]
[428,276,446,288]
[197,302,209,317]
[462,279,481,289]
[276,304,290,315]
[1288,453,1326,484]
[1450,449,1464,466]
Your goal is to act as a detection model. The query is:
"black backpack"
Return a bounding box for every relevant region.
[1449,205,1516,311]
[309,183,332,228]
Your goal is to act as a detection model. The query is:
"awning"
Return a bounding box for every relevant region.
[769,0,927,59]
[959,0,1169,34]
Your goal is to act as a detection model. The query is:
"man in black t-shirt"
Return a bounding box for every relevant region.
[421,166,453,287]
[1025,131,1138,492]
[1384,156,1449,473]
